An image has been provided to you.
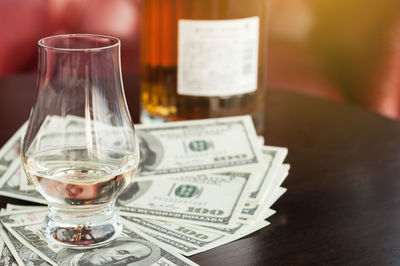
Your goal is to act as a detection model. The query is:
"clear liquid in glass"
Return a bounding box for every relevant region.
[23,147,138,247]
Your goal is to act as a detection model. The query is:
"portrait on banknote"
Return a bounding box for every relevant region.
[137,132,163,174]
[56,238,161,266]
[17,245,47,266]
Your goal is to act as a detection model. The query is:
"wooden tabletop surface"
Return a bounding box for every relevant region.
[1,73,400,265]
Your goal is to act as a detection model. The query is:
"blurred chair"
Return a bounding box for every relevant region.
[268,0,400,119]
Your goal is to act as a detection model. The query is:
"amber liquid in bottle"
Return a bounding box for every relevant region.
[141,0,265,131]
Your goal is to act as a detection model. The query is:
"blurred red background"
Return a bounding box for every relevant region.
[0,0,141,75]
[2,0,400,119]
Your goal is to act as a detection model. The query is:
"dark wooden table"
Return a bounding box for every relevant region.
[2,73,400,265]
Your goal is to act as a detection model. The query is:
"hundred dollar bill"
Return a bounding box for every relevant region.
[199,219,270,254]
[190,207,276,236]
[237,187,285,224]
[118,170,258,227]
[124,216,270,256]
[0,116,61,179]
[258,187,287,220]
[0,116,69,188]
[130,228,199,256]
[2,209,257,258]
[5,204,46,212]
[257,136,265,147]
[123,217,225,255]
[2,115,263,181]
[247,146,288,202]
[240,164,289,220]
[0,158,46,204]
[0,227,19,266]
[0,234,18,266]
[26,115,263,181]
[17,159,35,192]
[267,186,287,208]
[188,219,271,255]
[205,163,289,225]
[0,224,50,266]
[6,201,268,238]
[3,157,35,192]
[4,220,198,266]
[0,122,27,179]
[123,216,272,256]
[0,209,48,266]
[2,209,233,265]
[0,209,47,224]
[261,163,289,204]
[19,170,35,191]
[134,115,264,180]
[238,187,285,223]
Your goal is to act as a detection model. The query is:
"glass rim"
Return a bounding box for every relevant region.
[38,34,120,51]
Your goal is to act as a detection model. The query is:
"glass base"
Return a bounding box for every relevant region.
[42,204,122,249]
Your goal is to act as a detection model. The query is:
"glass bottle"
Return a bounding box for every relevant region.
[140,0,266,132]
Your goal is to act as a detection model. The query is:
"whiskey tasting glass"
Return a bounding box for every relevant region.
[20,34,139,248]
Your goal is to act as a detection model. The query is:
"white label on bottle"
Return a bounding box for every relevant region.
[178,17,259,97]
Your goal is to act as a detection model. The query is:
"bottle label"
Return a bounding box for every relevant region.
[178,17,259,97]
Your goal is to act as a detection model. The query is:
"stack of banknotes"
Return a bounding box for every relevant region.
[0,115,289,265]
